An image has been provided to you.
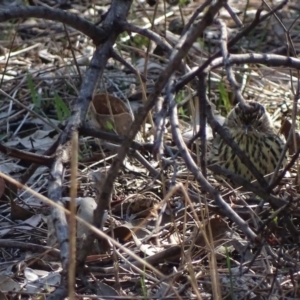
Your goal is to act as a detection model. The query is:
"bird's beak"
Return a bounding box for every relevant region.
[243,125,253,134]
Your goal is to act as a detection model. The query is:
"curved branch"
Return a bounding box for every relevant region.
[175,0,289,90]
[120,21,173,54]
[178,53,300,86]
[208,53,300,71]
[0,6,106,44]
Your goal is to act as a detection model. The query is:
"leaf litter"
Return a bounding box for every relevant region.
[0,0,299,299]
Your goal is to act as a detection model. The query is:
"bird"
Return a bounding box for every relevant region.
[208,101,287,186]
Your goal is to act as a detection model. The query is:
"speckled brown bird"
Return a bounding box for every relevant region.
[209,101,287,185]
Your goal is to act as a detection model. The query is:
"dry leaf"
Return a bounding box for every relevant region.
[77,197,97,239]
[195,217,229,248]
[0,275,21,293]
[10,199,34,221]
[90,94,133,135]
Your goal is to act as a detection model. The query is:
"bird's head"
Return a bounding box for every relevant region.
[225,101,275,135]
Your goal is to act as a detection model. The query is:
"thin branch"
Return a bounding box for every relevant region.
[178,53,300,87]
[94,0,227,239]
[197,74,207,177]
[215,18,247,107]
[0,6,106,44]
[224,2,243,27]
[175,0,289,90]
[168,82,258,242]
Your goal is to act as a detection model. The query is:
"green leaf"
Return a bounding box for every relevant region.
[26,72,41,110]
[175,90,185,104]
[105,120,114,131]
[178,106,185,117]
[54,93,71,121]
[217,80,230,113]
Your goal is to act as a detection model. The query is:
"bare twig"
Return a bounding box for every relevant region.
[224,2,243,27]
[208,53,300,72]
[176,0,289,90]
[197,73,207,178]
[153,96,168,160]
[0,6,106,44]
[0,239,60,258]
[168,81,258,242]
[181,0,211,35]
[110,49,146,82]
[91,0,227,243]
[42,0,134,293]
[215,18,247,107]
[121,21,173,54]
[0,142,53,166]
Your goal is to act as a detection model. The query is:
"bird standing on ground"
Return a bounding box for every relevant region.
[209,101,287,185]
